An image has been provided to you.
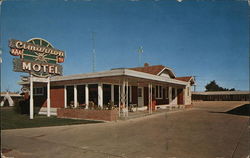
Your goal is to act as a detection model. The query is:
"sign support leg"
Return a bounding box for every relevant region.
[30,75,34,119]
[47,77,51,117]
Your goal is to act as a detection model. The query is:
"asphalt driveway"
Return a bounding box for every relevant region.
[2,101,249,158]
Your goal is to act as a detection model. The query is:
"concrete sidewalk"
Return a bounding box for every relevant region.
[119,106,187,120]
[2,101,249,158]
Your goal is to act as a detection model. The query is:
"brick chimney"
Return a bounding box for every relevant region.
[144,63,149,67]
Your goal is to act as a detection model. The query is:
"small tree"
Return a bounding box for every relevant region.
[205,80,235,92]
[205,80,220,91]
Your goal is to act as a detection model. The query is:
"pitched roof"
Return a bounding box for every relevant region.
[175,76,193,82]
[129,65,166,75]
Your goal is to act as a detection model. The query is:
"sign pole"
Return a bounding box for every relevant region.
[30,74,34,119]
[47,76,51,117]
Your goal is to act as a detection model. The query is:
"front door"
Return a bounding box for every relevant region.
[138,87,144,107]
[177,88,184,105]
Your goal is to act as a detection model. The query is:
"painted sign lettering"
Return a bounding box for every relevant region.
[9,38,65,77]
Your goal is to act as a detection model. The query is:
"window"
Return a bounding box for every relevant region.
[156,86,159,98]
[187,87,190,96]
[156,85,163,99]
[34,87,44,96]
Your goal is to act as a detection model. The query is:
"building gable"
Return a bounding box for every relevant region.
[129,64,176,78]
[157,68,176,78]
[175,76,195,85]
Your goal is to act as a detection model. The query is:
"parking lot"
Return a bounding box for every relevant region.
[2,101,249,158]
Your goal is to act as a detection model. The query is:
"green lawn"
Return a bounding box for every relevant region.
[1,107,103,130]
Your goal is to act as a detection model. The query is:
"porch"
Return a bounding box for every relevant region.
[58,75,187,118]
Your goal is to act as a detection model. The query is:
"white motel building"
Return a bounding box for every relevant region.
[20,63,195,116]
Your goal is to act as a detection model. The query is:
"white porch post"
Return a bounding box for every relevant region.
[183,87,186,105]
[98,83,103,108]
[85,84,89,109]
[122,80,126,117]
[148,83,151,114]
[148,83,153,114]
[150,84,152,114]
[118,83,121,117]
[64,85,67,108]
[169,86,172,104]
[29,75,34,119]
[151,84,153,114]
[126,80,129,117]
[111,84,114,103]
[74,85,77,108]
[47,77,51,117]
[175,88,178,105]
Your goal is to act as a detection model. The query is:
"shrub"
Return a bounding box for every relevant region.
[13,99,21,114]
[89,101,95,110]
[107,101,114,110]
[94,104,99,110]
[14,99,29,114]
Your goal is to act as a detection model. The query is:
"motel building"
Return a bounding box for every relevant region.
[19,63,195,120]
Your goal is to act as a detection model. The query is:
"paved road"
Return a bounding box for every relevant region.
[2,101,249,158]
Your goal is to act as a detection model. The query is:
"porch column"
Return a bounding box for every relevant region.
[64,85,67,108]
[150,84,153,114]
[74,85,77,108]
[121,81,125,106]
[126,81,129,116]
[169,86,172,104]
[98,83,103,108]
[85,84,89,109]
[118,84,121,117]
[121,80,126,117]
[148,84,150,114]
[183,87,186,105]
[47,77,51,117]
[30,75,34,119]
[111,84,114,103]
[148,84,150,113]
[148,83,152,114]
[175,88,177,104]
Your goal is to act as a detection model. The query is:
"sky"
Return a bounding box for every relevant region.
[0,0,249,92]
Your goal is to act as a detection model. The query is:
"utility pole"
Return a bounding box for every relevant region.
[91,32,96,72]
[0,1,3,93]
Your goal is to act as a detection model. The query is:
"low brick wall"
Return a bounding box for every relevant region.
[57,108,118,121]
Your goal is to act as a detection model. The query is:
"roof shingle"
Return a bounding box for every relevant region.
[129,65,165,75]
[175,76,193,82]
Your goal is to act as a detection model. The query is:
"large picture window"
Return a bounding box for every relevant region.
[156,85,163,99]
